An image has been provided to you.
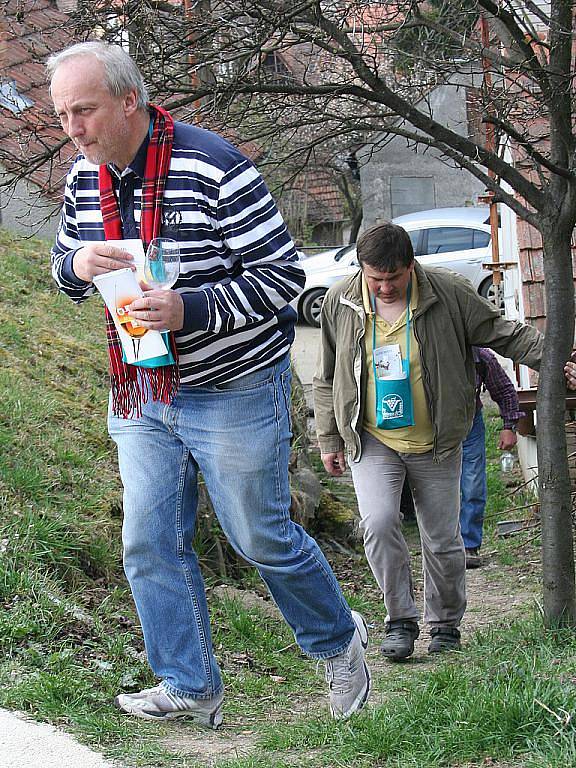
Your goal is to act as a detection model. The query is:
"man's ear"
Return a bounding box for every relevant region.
[123,90,139,116]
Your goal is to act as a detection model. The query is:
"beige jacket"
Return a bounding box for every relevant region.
[313,263,543,462]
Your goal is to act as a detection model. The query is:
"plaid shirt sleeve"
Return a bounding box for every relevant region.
[477,348,525,429]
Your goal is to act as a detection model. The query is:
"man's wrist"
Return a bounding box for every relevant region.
[62,250,90,286]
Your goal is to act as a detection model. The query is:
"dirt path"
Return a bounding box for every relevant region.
[158,353,539,765]
[158,541,539,767]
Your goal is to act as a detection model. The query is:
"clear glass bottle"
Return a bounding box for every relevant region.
[501,451,515,473]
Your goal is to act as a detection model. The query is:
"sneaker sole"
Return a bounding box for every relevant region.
[330,611,371,719]
[114,697,223,728]
[330,661,371,719]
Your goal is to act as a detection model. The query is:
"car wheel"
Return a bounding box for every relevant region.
[479,277,505,314]
[301,289,327,327]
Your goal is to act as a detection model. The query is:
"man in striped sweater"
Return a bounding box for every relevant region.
[48,41,369,726]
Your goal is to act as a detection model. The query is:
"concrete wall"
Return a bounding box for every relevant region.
[0,168,60,241]
[359,82,484,230]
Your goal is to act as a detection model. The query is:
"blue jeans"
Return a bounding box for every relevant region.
[108,354,354,700]
[460,409,487,550]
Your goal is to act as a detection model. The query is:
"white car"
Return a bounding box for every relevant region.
[293,207,500,327]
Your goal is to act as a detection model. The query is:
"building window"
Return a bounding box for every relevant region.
[262,52,294,83]
[390,176,435,218]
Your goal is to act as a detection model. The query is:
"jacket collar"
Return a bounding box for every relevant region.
[411,262,438,317]
[339,271,365,315]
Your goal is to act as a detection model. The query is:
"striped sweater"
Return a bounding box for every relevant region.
[51,120,305,385]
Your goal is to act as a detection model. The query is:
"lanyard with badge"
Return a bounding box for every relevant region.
[371,286,415,429]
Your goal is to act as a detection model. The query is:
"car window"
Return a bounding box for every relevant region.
[472,230,491,248]
[424,227,489,255]
[407,229,421,254]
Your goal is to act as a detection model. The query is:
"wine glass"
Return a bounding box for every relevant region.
[144,237,181,290]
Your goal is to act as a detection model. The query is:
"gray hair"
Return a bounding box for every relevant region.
[46,41,149,109]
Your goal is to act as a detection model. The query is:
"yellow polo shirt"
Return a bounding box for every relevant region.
[362,275,434,453]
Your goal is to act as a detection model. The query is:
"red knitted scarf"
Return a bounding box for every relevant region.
[98,104,179,419]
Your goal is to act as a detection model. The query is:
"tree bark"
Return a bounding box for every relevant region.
[349,207,363,244]
[537,224,576,626]
[536,0,576,626]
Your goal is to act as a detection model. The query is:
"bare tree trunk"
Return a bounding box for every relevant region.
[349,207,363,244]
[537,224,576,626]
[336,172,363,245]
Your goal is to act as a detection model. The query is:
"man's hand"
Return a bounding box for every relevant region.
[498,429,518,451]
[127,289,184,332]
[321,450,347,477]
[565,360,576,390]
[73,243,134,282]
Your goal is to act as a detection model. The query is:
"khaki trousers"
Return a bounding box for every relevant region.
[350,431,466,628]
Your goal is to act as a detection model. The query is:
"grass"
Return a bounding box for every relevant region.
[248,615,576,768]
[483,408,541,568]
[1,228,574,767]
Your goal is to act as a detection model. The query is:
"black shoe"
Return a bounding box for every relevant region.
[380,619,420,661]
[465,547,482,569]
[428,626,461,654]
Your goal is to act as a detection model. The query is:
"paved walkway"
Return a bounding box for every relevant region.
[291,322,320,407]
[0,709,118,768]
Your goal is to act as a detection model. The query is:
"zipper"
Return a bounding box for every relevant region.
[339,295,365,460]
[412,315,438,461]
[351,323,366,459]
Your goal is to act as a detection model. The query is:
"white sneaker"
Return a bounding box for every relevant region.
[114,683,223,727]
[325,610,371,719]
